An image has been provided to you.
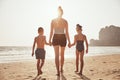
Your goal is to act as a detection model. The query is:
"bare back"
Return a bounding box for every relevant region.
[75,34,85,41]
[52,18,67,34]
[35,35,46,49]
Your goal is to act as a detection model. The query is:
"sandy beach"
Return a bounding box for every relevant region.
[0,54,120,80]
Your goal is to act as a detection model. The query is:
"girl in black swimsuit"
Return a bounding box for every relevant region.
[69,24,88,75]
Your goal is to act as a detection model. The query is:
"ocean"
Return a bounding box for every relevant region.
[0,46,120,63]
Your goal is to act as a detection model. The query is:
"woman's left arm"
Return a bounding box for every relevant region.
[65,21,71,45]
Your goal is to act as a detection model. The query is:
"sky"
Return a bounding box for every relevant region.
[0,0,120,46]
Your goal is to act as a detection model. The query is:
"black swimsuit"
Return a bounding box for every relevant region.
[76,40,84,52]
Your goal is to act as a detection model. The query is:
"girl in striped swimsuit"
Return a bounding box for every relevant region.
[69,24,88,75]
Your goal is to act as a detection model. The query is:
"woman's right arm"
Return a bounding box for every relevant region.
[49,20,54,44]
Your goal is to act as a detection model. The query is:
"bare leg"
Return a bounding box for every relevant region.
[39,59,45,74]
[79,51,84,75]
[37,59,40,76]
[60,47,65,72]
[53,46,60,76]
[75,50,79,72]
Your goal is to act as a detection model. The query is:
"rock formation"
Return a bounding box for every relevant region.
[90,25,120,46]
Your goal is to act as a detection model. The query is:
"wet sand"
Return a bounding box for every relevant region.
[0,54,120,80]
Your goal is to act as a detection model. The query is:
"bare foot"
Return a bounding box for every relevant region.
[37,69,43,76]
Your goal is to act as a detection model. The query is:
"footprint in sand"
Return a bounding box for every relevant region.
[4,67,7,69]
[103,61,106,63]
[90,69,94,71]
[17,75,21,77]
[28,75,33,78]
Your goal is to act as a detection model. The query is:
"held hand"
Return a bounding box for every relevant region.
[49,40,52,46]
[32,52,34,57]
[68,43,71,48]
[49,42,52,46]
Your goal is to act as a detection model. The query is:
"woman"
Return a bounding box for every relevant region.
[49,6,71,76]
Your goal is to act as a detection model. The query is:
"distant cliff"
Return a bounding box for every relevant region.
[90,25,120,46]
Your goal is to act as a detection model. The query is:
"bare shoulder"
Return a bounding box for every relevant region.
[62,18,67,23]
[83,34,86,37]
[43,35,46,39]
[74,34,78,39]
[51,18,57,26]
[83,34,87,39]
[51,18,56,25]
[34,36,38,42]
[74,34,78,37]
[35,36,38,40]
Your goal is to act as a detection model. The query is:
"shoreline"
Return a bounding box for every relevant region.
[0,53,120,64]
[0,53,120,63]
[0,54,120,80]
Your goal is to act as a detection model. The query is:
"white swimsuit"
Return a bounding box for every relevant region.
[54,27,65,34]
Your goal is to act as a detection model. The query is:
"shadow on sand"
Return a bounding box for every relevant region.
[32,75,46,80]
[61,73,67,80]
[57,76,60,80]
[76,73,91,80]
[81,75,91,80]
[56,73,67,80]
[32,73,90,80]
